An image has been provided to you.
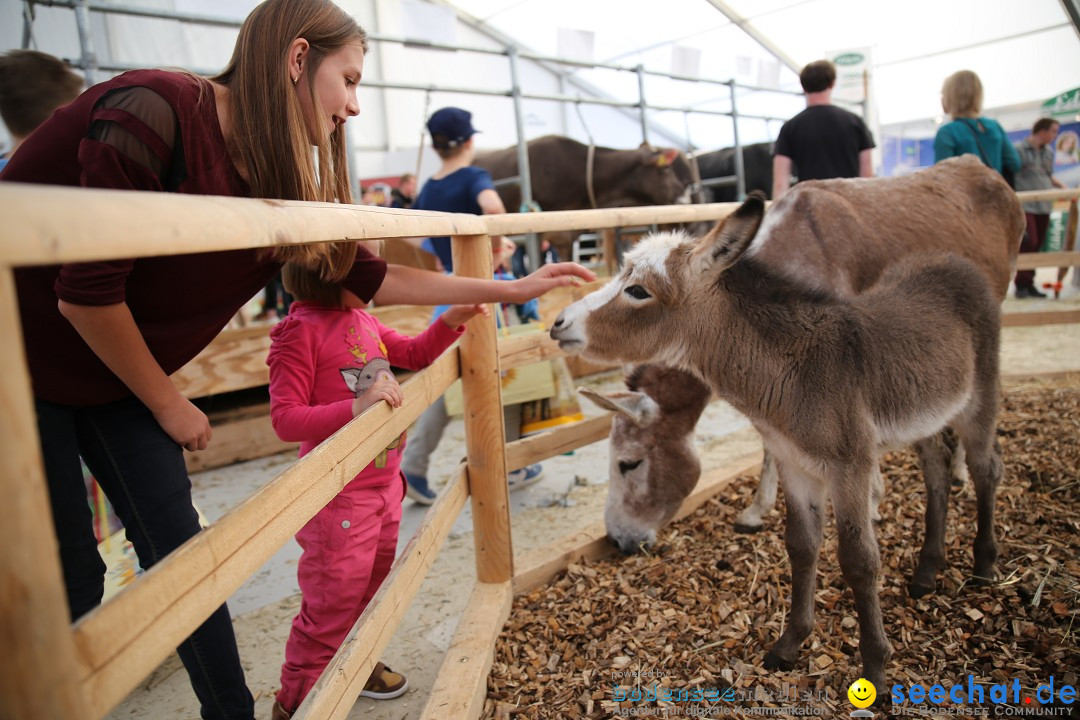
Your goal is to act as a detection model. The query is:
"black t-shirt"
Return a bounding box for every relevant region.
[773,104,875,181]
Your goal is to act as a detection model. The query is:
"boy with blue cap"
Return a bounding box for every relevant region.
[402,107,544,503]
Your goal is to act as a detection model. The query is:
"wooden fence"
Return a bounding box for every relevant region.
[1,183,1077,720]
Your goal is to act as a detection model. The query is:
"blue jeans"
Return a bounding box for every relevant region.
[35,397,255,720]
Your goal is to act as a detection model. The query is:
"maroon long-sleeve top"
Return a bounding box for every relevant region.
[4,70,386,406]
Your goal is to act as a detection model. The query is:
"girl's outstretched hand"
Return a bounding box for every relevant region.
[508,262,597,303]
[441,303,489,329]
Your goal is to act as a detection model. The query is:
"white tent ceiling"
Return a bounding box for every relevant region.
[443,0,1080,134]
[3,0,1079,173]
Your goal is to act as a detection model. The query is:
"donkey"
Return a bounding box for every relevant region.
[580,363,877,549]
[594,156,1023,536]
[550,194,1004,692]
[579,364,712,554]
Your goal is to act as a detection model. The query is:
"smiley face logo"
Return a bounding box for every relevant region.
[848,678,876,708]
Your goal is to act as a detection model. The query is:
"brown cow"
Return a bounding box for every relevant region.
[475,136,693,273]
[474,135,693,212]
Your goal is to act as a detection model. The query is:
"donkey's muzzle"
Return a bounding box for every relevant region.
[549,311,584,354]
[609,534,650,555]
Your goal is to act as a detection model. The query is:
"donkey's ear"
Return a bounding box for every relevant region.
[578,388,660,426]
[694,191,766,277]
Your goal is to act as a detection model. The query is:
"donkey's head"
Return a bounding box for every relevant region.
[550,194,767,364]
[581,364,711,554]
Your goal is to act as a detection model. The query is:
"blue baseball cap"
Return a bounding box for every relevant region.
[427,107,479,149]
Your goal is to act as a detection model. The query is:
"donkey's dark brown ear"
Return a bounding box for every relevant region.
[694,192,766,277]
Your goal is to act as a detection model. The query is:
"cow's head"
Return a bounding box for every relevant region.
[601,143,692,208]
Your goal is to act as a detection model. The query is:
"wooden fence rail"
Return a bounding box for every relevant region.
[1,183,1078,720]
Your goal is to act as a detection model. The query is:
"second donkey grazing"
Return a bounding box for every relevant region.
[550,194,1004,693]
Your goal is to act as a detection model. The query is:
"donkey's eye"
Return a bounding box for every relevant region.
[625,285,651,300]
[618,459,643,475]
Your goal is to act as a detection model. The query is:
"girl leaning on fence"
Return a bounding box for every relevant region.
[266,263,487,718]
[2,0,593,718]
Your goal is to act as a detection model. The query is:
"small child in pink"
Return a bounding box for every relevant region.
[266,262,485,719]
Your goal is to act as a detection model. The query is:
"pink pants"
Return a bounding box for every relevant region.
[276,473,405,711]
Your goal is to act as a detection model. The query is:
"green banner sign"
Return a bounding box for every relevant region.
[832,52,865,66]
[1042,87,1080,119]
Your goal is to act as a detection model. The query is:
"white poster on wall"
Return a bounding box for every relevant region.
[827,46,880,173]
[827,47,871,105]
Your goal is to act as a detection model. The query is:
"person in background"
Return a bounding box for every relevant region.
[0,49,83,173]
[494,236,539,323]
[772,59,875,199]
[267,262,486,719]
[391,172,416,208]
[361,180,392,206]
[540,236,560,265]
[933,69,1021,177]
[401,106,545,504]
[1013,118,1065,298]
[509,236,559,277]
[1,2,593,717]
[257,272,294,321]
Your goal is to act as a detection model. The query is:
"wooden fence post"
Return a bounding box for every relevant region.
[451,234,513,583]
[0,267,88,719]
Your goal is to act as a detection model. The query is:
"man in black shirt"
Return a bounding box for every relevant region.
[772,60,875,198]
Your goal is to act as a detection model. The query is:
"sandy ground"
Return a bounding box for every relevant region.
[106,269,1080,720]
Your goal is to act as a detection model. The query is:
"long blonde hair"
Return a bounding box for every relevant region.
[213,0,367,280]
[941,70,983,119]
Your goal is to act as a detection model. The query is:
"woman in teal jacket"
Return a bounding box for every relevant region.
[934,70,1021,175]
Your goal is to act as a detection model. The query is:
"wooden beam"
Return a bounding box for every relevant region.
[453,234,515,584]
[1014,251,1080,270]
[1002,370,1080,384]
[73,351,461,719]
[1015,188,1080,203]
[3,182,1076,269]
[419,580,513,720]
[497,332,567,370]
[1002,309,1080,327]
[512,452,763,595]
[293,464,471,720]
[484,202,739,236]
[0,267,89,719]
[171,324,272,398]
[1,183,488,266]
[505,413,613,472]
